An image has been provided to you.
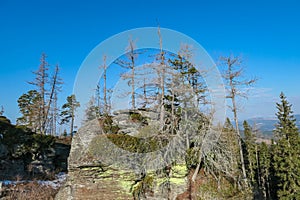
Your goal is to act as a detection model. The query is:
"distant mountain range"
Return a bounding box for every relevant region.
[240,114,300,138]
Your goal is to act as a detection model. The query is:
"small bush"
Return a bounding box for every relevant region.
[100,114,120,134]
[130,175,154,199]
[106,134,169,153]
[129,112,147,124]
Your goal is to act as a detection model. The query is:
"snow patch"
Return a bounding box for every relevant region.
[1,172,67,189]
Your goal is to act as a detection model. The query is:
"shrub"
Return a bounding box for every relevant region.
[129,112,147,124]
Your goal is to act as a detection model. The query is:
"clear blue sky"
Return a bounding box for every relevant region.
[0,0,299,123]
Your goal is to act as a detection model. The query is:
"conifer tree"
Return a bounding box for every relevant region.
[60,94,80,137]
[243,120,257,186]
[258,142,271,200]
[17,90,41,132]
[196,118,241,185]
[273,92,300,199]
[84,96,99,123]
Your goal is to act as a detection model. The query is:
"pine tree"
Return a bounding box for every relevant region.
[17,90,41,132]
[273,92,300,199]
[60,94,80,137]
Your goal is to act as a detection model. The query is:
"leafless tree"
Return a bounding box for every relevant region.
[157,26,166,126]
[46,64,62,135]
[28,54,63,135]
[114,39,139,110]
[220,55,257,186]
[98,55,110,114]
[28,53,49,134]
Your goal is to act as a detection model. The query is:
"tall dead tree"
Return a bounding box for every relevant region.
[51,65,63,135]
[157,26,166,126]
[99,55,109,113]
[45,64,62,134]
[28,53,49,134]
[220,55,257,186]
[115,39,138,110]
[51,91,59,135]
[129,41,136,110]
[95,84,101,115]
[28,54,63,135]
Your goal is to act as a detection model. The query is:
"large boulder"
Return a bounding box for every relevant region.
[56,113,189,200]
[55,119,134,200]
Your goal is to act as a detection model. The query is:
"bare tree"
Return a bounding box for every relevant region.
[157,26,166,126]
[28,54,63,135]
[45,64,62,135]
[99,55,109,113]
[28,53,49,134]
[220,55,257,186]
[50,91,59,136]
[114,39,138,110]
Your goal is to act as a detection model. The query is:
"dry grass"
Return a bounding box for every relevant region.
[1,181,58,200]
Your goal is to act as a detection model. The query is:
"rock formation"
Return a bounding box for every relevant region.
[56,110,189,200]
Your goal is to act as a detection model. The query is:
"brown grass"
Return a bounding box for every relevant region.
[1,181,58,200]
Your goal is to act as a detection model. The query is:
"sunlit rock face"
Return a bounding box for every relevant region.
[55,111,189,200]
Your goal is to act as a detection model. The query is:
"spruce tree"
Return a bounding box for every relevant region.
[258,142,271,199]
[273,92,300,199]
[243,120,257,186]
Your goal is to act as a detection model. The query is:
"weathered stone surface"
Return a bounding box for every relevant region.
[112,109,160,136]
[56,113,189,200]
[55,119,134,199]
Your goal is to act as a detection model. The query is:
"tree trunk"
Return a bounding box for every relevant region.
[192,148,202,182]
[70,112,74,137]
[131,54,135,110]
[103,56,108,113]
[232,92,248,185]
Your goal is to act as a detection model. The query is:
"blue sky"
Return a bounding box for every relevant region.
[0,0,299,123]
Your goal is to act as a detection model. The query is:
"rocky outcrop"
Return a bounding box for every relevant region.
[56,111,189,200]
[0,141,70,180]
[55,119,134,200]
[0,116,71,180]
